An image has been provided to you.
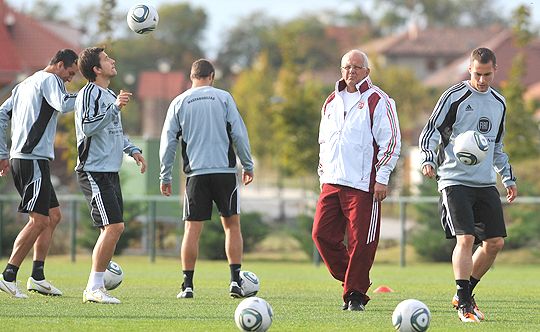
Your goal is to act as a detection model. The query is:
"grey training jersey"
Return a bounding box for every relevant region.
[75,82,140,172]
[159,86,254,184]
[419,81,516,191]
[0,71,76,160]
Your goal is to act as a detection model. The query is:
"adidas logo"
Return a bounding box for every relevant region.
[465,105,474,112]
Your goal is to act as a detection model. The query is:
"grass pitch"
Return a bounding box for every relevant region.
[0,256,539,331]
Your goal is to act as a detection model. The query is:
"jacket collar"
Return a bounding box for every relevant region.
[336,76,372,94]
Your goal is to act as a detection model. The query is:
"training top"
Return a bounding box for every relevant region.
[318,76,401,192]
[0,71,77,160]
[418,81,516,191]
[159,85,254,184]
[75,82,141,173]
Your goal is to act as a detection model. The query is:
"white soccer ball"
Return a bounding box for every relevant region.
[127,4,159,34]
[392,299,431,332]
[104,261,123,290]
[453,130,489,165]
[234,297,274,332]
[240,270,260,297]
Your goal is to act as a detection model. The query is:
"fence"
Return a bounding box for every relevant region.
[1,194,539,266]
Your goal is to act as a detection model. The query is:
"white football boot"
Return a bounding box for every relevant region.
[27,277,63,296]
[83,287,121,304]
[0,274,28,299]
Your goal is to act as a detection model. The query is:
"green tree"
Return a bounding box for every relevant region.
[501,5,540,161]
[98,0,116,45]
[28,0,61,21]
[231,52,276,166]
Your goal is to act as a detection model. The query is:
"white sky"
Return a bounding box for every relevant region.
[6,0,540,57]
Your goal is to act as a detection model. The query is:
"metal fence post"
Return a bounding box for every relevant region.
[399,200,407,267]
[0,202,3,258]
[149,200,156,263]
[70,200,77,263]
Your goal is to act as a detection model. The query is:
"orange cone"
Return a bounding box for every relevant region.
[373,285,394,293]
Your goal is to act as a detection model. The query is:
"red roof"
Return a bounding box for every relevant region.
[0,0,81,84]
[137,71,188,100]
[424,30,540,89]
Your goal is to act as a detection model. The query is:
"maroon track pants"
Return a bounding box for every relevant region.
[312,183,381,301]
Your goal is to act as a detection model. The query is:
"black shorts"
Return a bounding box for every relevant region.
[183,173,239,221]
[77,171,124,227]
[10,159,59,216]
[439,185,506,242]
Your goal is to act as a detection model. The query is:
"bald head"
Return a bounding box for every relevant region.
[340,50,370,92]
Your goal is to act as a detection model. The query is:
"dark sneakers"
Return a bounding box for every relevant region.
[347,299,366,311]
[177,283,194,299]
[229,281,243,298]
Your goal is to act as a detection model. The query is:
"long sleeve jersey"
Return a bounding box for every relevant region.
[159,85,254,184]
[418,81,516,191]
[75,82,140,172]
[0,71,76,160]
[318,76,401,192]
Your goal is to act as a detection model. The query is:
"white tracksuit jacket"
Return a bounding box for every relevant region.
[318,76,401,192]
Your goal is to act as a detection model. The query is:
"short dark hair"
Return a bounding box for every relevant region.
[78,47,105,82]
[190,59,215,79]
[49,49,78,67]
[471,47,496,66]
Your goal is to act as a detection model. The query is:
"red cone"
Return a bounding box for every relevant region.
[373,285,394,293]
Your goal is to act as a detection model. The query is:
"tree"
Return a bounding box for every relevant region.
[28,0,62,21]
[98,0,117,45]
[501,5,540,161]
[231,52,276,166]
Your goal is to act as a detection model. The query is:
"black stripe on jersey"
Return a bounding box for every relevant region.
[76,136,92,171]
[7,109,12,120]
[93,89,102,117]
[420,83,466,163]
[21,97,55,154]
[53,74,66,94]
[490,91,506,143]
[226,122,237,168]
[82,83,95,122]
[181,139,191,174]
[437,90,472,147]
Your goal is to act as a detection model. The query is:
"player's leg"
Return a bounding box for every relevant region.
[211,173,244,297]
[78,172,123,304]
[441,185,479,322]
[1,159,51,298]
[178,175,212,298]
[340,187,377,311]
[312,184,348,282]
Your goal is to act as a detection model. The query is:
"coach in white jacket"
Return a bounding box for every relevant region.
[312,50,401,311]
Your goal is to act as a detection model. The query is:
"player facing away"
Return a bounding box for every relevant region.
[418,47,517,322]
[312,50,401,311]
[75,47,146,304]
[159,59,254,299]
[0,49,79,298]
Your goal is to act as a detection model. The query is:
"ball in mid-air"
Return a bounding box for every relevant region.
[127,4,159,34]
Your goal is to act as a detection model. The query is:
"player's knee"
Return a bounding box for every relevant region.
[485,237,504,254]
[49,210,62,226]
[29,214,50,231]
[105,223,125,238]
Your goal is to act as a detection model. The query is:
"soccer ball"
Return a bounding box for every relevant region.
[234,297,274,332]
[240,270,260,297]
[453,130,489,165]
[392,299,431,332]
[104,261,123,290]
[127,4,159,34]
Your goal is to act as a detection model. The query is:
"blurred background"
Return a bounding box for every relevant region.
[1,0,539,265]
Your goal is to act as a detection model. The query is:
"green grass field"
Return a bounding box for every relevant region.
[0,256,539,331]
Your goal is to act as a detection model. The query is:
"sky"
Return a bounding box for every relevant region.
[5,0,540,57]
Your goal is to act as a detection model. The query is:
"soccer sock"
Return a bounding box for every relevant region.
[456,279,471,306]
[183,270,194,289]
[230,264,241,283]
[469,276,480,295]
[2,264,19,282]
[87,271,105,291]
[32,260,45,281]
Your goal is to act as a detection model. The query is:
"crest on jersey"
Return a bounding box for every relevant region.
[477,117,491,133]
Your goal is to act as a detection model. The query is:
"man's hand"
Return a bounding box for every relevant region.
[422,164,436,178]
[0,159,9,177]
[506,185,517,203]
[115,90,132,109]
[132,153,146,174]
[374,182,387,202]
[242,170,254,185]
[161,183,172,196]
